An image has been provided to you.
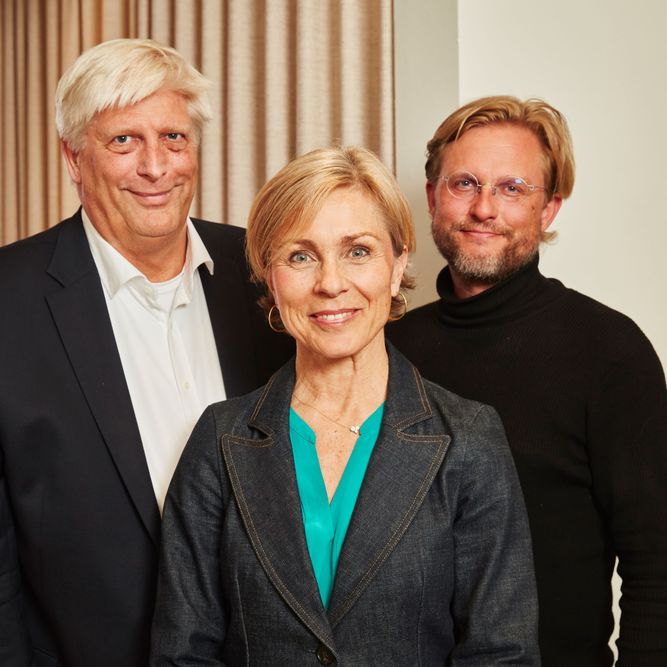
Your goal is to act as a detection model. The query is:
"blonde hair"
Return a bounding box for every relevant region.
[426,96,575,242]
[55,38,212,150]
[246,146,416,320]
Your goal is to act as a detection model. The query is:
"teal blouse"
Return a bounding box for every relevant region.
[289,403,384,608]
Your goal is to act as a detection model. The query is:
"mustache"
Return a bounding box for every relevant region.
[451,220,512,236]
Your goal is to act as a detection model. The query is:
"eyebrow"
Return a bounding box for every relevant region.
[286,232,381,248]
[101,121,192,136]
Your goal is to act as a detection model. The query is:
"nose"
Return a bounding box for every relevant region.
[137,140,168,181]
[468,184,499,222]
[315,258,348,297]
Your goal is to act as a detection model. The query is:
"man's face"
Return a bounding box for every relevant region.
[426,124,562,298]
[63,89,198,266]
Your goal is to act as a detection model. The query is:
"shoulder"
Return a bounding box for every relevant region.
[388,344,505,444]
[188,361,292,447]
[209,387,266,434]
[413,374,517,499]
[558,285,640,331]
[192,218,245,249]
[422,375,506,444]
[0,221,63,270]
[556,286,661,366]
[175,389,266,477]
[191,220,252,276]
[0,214,86,293]
[387,299,441,333]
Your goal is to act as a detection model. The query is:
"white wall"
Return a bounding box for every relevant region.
[393,0,459,309]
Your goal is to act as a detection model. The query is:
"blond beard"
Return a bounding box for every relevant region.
[431,218,541,286]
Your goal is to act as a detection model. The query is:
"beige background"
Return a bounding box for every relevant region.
[0,0,394,244]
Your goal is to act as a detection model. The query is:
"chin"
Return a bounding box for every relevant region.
[137,216,187,237]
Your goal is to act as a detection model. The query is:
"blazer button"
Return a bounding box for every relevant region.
[316,643,335,665]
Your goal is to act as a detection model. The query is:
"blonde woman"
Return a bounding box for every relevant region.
[151,146,539,665]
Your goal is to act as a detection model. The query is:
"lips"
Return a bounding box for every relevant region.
[458,224,506,235]
[311,309,357,324]
[456,223,510,243]
[128,188,174,206]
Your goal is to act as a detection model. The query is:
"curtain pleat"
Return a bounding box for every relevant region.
[0,0,394,244]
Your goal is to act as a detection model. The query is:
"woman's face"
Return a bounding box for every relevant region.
[268,187,407,364]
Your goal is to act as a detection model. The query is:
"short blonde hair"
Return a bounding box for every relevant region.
[55,38,212,151]
[426,96,575,243]
[246,146,416,320]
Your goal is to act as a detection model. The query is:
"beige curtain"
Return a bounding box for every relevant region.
[0,0,394,245]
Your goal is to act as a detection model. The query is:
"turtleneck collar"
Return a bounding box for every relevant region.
[436,254,563,328]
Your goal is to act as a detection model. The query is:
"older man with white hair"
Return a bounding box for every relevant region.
[0,39,291,667]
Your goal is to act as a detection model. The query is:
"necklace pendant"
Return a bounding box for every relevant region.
[350,425,361,436]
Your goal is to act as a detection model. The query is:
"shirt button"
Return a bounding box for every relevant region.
[183,381,191,390]
[315,643,335,665]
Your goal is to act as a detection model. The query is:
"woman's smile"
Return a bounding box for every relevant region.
[310,308,359,325]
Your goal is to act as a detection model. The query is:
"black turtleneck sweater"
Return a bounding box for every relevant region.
[387,257,667,667]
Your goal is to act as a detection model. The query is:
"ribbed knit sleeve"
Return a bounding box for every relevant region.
[586,324,667,665]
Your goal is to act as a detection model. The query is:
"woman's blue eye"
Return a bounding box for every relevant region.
[289,252,310,264]
[349,246,369,259]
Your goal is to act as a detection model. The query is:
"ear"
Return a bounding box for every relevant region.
[425,180,437,218]
[391,245,409,296]
[541,194,562,231]
[61,141,82,184]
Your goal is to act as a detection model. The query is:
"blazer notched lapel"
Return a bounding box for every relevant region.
[327,347,451,626]
[220,363,336,649]
[221,347,450,647]
[45,213,160,546]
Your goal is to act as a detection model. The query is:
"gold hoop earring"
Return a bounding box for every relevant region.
[267,304,285,333]
[389,291,408,322]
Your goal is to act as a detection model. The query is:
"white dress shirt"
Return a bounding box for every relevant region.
[82,212,226,511]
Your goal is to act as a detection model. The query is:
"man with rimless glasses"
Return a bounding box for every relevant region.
[388,96,667,666]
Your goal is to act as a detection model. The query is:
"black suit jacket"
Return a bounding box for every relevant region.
[0,211,293,667]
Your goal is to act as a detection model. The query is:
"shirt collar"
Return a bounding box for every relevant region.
[81,210,214,299]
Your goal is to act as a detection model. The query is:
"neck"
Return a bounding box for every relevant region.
[448,255,540,300]
[83,207,189,282]
[449,272,496,299]
[109,229,188,282]
[122,235,188,282]
[293,334,389,415]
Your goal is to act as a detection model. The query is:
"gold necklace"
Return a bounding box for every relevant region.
[293,393,361,436]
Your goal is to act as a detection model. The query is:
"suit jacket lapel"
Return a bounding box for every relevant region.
[196,223,260,397]
[327,346,451,626]
[221,363,335,648]
[45,213,160,546]
[199,260,260,396]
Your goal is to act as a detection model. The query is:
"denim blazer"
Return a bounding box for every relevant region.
[151,343,540,666]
